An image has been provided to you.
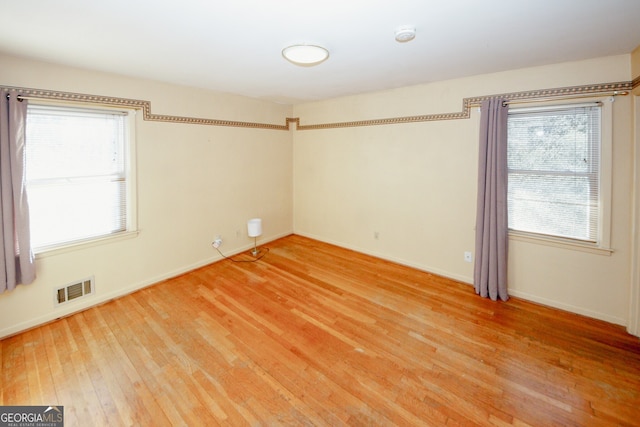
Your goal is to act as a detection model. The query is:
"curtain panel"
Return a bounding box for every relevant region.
[0,90,35,293]
[474,98,509,301]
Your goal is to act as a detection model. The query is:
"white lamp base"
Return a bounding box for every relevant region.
[247,218,262,257]
[250,236,260,257]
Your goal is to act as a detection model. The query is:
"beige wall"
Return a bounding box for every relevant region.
[630,45,640,335]
[632,45,640,81]
[0,54,294,338]
[1,52,637,337]
[293,55,633,325]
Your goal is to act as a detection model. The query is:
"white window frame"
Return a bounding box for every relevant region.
[506,97,613,255]
[26,101,138,257]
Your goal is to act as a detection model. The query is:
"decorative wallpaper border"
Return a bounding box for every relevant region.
[2,81,633,132]
[1,86,289,131]
[294,81,633,130]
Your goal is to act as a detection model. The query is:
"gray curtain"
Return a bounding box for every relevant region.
[1,90,35,293]
[474,98,508,301]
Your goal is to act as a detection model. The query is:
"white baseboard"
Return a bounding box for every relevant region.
[508,289,626,326]
[0,232,292,339]
[294,232,627,327]
[4,231,626,338]
[293,231,474,285]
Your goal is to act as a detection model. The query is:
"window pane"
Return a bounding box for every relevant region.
[507,104,600,242]
[28,179,126,249]
[508,110,597,174]
[25,105,129,251]
[508,173,596,241]
[26,106,125,180]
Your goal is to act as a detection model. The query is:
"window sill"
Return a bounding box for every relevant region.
[508,231,613,256]
[34,230,140,259]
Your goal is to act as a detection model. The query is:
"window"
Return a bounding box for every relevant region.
[25,104,136,252]
[507,101,610,247]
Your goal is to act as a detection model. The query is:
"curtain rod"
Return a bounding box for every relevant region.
[503,90,629,106]
[467,90,629,108]
[6,94,126,107]
[3,92,147,110]
[11,89,630,105]
[5,93,38,101]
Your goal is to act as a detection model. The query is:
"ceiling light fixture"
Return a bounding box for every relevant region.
[395,26,416,43]
[282,44,329,66]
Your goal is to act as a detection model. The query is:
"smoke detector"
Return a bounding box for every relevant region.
[395,26,416,43]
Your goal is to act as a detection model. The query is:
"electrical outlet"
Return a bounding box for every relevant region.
[212,236,222,248]
[374,231,379,240]
[464,251,473,263]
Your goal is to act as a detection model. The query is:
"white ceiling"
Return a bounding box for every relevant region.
[1,0,639,104]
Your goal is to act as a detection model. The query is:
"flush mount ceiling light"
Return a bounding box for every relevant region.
[282,44,329,66]
[395,26,416,43]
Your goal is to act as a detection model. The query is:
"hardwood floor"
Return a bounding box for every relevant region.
[2,235,639,426]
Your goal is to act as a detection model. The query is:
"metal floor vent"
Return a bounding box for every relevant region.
[55,277,94,305]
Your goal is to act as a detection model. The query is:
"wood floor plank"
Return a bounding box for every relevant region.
[2,335,29,405]
[2,235,640,426]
